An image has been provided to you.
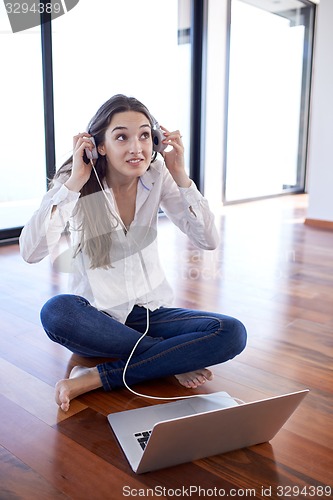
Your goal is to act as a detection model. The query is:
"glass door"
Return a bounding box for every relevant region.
[0,5,46,236]
[224,0,314,202]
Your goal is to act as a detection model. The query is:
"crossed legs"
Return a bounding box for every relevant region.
[41,295,247,411]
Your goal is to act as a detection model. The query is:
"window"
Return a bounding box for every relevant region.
[0,6,46,236]
[224,0,314,202]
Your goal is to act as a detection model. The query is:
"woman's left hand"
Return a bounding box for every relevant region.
[161,126,191,188]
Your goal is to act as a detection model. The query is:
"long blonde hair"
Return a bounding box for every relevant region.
[52,94,157,269]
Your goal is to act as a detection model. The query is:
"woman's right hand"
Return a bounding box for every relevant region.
[64,133,96,192]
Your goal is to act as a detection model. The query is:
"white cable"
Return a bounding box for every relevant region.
[121,308,244,403]
[90,160,245,405]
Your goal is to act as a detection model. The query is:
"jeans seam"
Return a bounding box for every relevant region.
[128,314,222,328]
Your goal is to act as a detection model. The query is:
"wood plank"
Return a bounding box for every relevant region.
[0,359,86,425]
[0,445,69,500]
[198,430,333,488]
[0,395,152,498]
[304,218,333,230]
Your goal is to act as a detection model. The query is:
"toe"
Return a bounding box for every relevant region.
[60,401,69,412]
[203,369,214,381]
[186,379,197,388]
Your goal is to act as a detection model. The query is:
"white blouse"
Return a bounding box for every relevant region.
[20,160,219,323]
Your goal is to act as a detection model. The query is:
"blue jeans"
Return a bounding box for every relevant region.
[40,294,247,391]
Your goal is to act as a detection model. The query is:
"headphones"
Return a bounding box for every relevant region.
[151,119,167,154]
[85,117,167,161]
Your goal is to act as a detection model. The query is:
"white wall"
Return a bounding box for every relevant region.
[306,0,333,222]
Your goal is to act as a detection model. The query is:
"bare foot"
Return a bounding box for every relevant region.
[55,366,102,412]
[175,368,214,389]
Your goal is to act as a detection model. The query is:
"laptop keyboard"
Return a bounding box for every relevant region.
[134,430,152,450]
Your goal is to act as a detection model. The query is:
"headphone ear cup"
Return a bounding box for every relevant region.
[152,127,167,153]
[84,137,99,162]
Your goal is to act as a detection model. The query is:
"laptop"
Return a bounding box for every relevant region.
[107,389,308,474]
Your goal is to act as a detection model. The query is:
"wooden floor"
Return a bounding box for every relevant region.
[0,194,332,499]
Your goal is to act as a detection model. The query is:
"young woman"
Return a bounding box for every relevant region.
[20,94,247,411]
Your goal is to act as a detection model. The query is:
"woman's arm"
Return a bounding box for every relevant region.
[160,165,219,250]
[158,127,219,249]
[20,133,96,263]
[160,126,191,188]
[19,180,80,263]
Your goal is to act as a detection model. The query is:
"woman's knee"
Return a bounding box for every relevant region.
[231,317,247,355]
[40,294,88,333]
[217,316,247,358]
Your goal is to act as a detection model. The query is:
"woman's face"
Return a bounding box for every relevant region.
[98,110,153,182]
